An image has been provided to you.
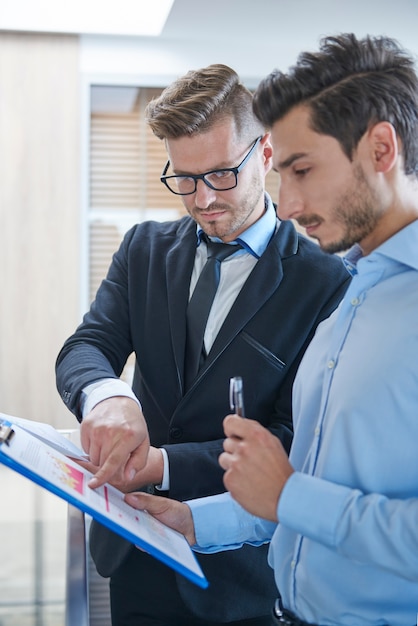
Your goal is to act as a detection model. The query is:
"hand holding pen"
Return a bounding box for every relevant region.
[222,375,292,521]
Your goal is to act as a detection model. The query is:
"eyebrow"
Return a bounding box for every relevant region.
[172,162,230,176]
[171,142,256,176]
[278,152,308,170]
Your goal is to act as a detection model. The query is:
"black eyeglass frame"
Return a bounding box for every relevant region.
[160,136,262,196]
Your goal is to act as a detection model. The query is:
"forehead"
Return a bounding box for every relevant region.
[166,118,240,173]
[270,106,313,164]
[270,105,342,170]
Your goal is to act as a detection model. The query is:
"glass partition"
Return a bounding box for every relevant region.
[0,465,67,626]
[0,429,111,626]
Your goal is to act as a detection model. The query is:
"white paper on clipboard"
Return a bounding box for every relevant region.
[0,418,208,589]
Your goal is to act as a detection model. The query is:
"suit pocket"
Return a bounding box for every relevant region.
[240,331,286,370]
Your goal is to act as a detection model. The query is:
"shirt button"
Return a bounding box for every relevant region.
[314,427,320,436]
[291,560,296,569]
[351,297,360,306]
[327,360,335,369]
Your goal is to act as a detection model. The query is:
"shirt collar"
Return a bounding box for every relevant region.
[196,193,277,259]
[343,244,363,276]
[343,218,418,276]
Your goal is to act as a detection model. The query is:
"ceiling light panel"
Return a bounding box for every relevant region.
[0,0,175,36]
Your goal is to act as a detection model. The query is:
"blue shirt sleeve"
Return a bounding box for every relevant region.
[279,472,418,582]
[188,491,277,553]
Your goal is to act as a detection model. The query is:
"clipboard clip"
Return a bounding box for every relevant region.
[0,423,15,446]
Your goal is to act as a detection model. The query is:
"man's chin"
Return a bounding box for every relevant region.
[321,239,351,255]
[197,220,231,239]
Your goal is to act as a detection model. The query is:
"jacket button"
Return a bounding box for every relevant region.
[169,427,183,440]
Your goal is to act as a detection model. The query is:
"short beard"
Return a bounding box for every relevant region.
[322,164,383,254]
[194,172,264,240]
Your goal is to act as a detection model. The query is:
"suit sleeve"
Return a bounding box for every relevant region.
[56,227,136,420]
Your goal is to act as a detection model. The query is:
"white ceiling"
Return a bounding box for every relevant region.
[2,0,418,86]
[160,0,418,70]
[2,0,418,68]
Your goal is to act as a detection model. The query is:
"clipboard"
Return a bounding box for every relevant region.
[0,418,208,589]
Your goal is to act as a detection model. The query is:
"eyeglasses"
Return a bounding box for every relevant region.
[160,136,262,196]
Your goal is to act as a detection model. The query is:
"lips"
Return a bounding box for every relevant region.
[297,218,321,237]
[200,210,226,219]
[304,223,320,236]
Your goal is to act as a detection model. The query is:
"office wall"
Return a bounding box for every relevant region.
[0,32,80,427]
[79,34,284,87]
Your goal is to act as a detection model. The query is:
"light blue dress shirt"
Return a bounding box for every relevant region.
[193,194,277,355]
[189,219,418,626]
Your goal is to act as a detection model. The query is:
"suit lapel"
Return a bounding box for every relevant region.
[165,218,198,388]
[166,218,300,393]
[203,220,299,369]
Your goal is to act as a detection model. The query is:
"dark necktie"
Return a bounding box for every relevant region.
[184,238,240,389]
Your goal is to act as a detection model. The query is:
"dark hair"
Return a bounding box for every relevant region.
[253,33,418,176]
[146,63,264,141]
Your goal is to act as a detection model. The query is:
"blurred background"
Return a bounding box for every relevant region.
[1,1,417,623]
[2,0,418,429]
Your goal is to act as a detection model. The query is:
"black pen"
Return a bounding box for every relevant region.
[229,376,245,417]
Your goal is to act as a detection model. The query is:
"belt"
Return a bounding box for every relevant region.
[272,599,318,626]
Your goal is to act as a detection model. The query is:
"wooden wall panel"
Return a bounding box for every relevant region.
[0,32,80,428]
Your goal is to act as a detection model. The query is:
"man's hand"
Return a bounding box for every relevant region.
[105,446,164,493]
[219,415,294,521]
[80,396,150,489]
[124,492,196,545]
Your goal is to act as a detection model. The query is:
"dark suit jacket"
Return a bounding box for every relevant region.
[56,215,350,621]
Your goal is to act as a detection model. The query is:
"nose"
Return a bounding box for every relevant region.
[194,178,217,208]
[277,181,304,221]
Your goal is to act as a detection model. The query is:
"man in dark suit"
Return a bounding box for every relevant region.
[56,64,350,626]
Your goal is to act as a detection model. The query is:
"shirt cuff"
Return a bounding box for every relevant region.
[81,378,142,419]
[188,492,276,553]
[155,447,170,491]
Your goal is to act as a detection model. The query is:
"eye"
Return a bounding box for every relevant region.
[211,169,233,180]
[294,167,310,177]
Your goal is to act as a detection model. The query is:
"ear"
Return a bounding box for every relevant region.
[368,121,399,173]
[260,132,273,175]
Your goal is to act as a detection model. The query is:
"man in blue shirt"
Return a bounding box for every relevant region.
[126,34,418,625]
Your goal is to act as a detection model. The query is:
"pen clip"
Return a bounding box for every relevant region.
[229,376,245,417]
